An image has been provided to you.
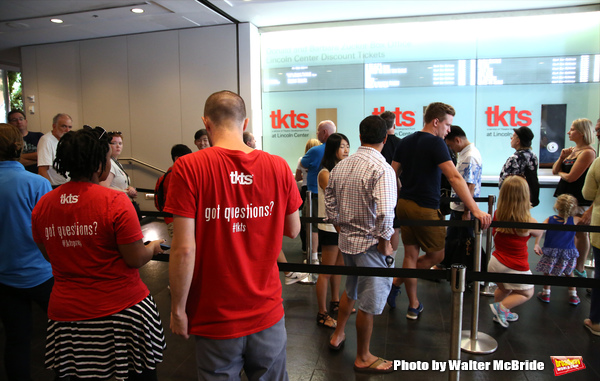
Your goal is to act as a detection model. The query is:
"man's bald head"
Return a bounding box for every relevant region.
[204,90,246,128]
[317,120,336,143]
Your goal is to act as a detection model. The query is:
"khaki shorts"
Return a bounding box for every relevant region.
[397,198,445,252]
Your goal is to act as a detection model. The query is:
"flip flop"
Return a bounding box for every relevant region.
[353,357,394,374]
[328,334,345,351]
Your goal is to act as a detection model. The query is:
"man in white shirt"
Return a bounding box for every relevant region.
[38,113,73,186]
[441,125,482,269]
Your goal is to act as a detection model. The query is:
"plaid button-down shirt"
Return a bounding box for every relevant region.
[325,146,397,255]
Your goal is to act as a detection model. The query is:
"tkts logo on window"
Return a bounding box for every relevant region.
[270,110,309,129]
[550,356,586,376]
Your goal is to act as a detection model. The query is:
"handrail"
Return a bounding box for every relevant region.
[118,157,166,174]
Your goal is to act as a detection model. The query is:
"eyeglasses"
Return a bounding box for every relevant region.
[8,117,25,122]
[109,131,122,135]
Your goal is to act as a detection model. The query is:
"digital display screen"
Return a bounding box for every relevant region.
[262,54,600,92]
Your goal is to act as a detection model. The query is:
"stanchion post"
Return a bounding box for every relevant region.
[460,219,497,355]
[449,264,466,381]
[305,191,312,265]
[481,195,496,296]
[471,219,482,338]
[300,191,316,284]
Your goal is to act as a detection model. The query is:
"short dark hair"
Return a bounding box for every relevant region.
[243,131,253,144]
[380,111,395,130]
[359,115,387,144]
[194,129,209,140]
[171,144,192,162]
[7,109,25,121]
[445,125,467,141]
[424,102,455,124]
[320,133,349,172]
[204,90,246,126]
[54,128,110,180]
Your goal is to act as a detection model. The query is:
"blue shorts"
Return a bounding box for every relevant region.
[195,317,288,381]
[343,245,393,315]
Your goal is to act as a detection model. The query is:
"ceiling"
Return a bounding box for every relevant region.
[0,0,598,68]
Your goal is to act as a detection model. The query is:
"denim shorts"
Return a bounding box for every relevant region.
[343,244,393,315]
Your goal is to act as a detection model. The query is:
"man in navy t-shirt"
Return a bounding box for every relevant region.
[389,102,491,319]
[7,110,44,173]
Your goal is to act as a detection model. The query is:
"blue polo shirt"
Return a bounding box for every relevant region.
[300,144,325,194]
[0,160,53,288]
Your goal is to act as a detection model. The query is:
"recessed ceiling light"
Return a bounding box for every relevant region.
[131,8,144,14]
[50,18,64,24]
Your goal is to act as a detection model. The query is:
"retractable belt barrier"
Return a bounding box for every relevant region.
[150,202,600,290]
[151,214,599,289]
[276,262,599,289]
[149,196,598,381]
[287,216,599,289]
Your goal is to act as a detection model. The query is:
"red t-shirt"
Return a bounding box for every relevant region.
[164,147,302,339]
[32,182,148,321]
[492,228,531,271]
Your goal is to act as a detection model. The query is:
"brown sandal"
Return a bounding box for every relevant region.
[316,312,337,328]
[330,301,356,315]
[329,301,340,313]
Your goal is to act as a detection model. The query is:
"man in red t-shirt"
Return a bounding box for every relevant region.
[165,91,301,380]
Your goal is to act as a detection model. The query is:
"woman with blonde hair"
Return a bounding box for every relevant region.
[488,176,543,328]
[534,194,581,305]
[553,118,596,278]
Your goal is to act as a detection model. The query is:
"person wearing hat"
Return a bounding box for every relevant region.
[499,126,540,206]
[553,118,596,278]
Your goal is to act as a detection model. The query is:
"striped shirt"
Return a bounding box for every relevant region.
[325,146,397,254]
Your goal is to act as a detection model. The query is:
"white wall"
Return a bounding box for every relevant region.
[238,23,263,148]
[21,23,258,209]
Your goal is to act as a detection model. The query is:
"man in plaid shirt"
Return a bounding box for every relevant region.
[325,115,397,374]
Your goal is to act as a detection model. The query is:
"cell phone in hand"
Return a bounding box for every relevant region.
[144,241,170,250]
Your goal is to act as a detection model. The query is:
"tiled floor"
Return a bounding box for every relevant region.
[1,219,599,380]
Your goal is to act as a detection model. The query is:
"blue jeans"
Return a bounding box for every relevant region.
[195,317,288,381]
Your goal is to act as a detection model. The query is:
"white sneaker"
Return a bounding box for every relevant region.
[285,272,309,285]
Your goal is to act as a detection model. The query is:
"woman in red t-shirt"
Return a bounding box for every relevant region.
[31,127,166,380]
[488,176,543,328]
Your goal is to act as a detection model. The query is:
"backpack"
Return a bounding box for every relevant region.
[154,169,171,212]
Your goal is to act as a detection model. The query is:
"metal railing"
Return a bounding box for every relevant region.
[119,157,166,174]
